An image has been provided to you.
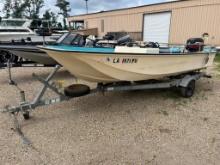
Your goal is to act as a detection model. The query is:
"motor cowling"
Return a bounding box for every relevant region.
[186,38,204,52]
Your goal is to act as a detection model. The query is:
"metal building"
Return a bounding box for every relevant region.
[68,0,220,45]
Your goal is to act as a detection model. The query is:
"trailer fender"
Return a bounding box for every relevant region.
[178,75,197,88]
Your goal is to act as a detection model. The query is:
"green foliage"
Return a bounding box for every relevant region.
[24,0,44,19]
[43,10,51,20]
[42,10,58,27]
[2,0,44,19]
[215,54,220,71]
[12,0,28,18]
[3,0,11,18]
[56,0,71,29]
[50,12,58,27]
[2,0,64,29]
[30,20,40,29]
[215,53,220,63]
[57,22,63,29]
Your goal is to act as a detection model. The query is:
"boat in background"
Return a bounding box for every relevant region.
[0,18,63,64]
[0,45,57,65]
[0,18,59,43]
[39,44,216,83]
[0,33,85,65]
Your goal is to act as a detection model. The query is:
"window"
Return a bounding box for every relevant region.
[101,19,104,32]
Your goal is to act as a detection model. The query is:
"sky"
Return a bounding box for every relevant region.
[0,0,175,17]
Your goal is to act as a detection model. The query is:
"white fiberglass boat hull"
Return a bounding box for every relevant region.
[40,47,216,82]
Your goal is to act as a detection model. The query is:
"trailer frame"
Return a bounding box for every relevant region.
[0,65,211,120]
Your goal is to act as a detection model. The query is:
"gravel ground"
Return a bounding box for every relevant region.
[0,66,220,165]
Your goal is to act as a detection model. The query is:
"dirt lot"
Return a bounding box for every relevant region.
[0,66,220,165]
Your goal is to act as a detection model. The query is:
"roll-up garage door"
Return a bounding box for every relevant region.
[143,12,171,44]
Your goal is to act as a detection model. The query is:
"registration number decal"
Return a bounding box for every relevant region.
[107,57,138,64]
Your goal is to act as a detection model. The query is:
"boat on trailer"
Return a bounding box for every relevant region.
[0,36,217,120]
[39,45,216,83]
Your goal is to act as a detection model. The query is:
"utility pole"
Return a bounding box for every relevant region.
[85,0,89,14]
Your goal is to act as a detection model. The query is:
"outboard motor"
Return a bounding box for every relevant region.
[186,38,204,52]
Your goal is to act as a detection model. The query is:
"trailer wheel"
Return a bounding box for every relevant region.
[180,80,195,98]
[64,84,90,98]
[23,112,30,120]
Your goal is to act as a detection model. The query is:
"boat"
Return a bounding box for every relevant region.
[0,45,57,65]
[39,44,216,83]
[0,32,78,65]
[0,18,63,64]
[0,18,59,43]
[0,19,34,41]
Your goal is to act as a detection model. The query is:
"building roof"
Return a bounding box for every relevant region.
[69,0,184,18]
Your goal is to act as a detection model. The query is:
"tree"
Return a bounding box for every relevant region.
[43,10,51,20]
[50,12,58,27]
[11,0,28,18]
[3,0,28,18]
[57,22,62,29]
[24,0,44,19]
[32,0,44,19]
[56,0,71,29]
[3,0,12,18]
[42,10,58,27]
[2,0,44,19]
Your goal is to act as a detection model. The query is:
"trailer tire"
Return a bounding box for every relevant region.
[180,80,195,98]
[64,84,90,98]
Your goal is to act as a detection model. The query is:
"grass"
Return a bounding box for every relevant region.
[215,53,220,77]
[215,53,220,63]
[215,53,220,71]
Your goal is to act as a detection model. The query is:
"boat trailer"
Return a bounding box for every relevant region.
[0,65,211,120]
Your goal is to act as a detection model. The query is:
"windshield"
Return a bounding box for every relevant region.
[56,33,71,44]
[60,33,78,45]
[56,33,85,46]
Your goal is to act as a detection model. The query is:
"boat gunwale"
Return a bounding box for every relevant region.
[38,46,213,56]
